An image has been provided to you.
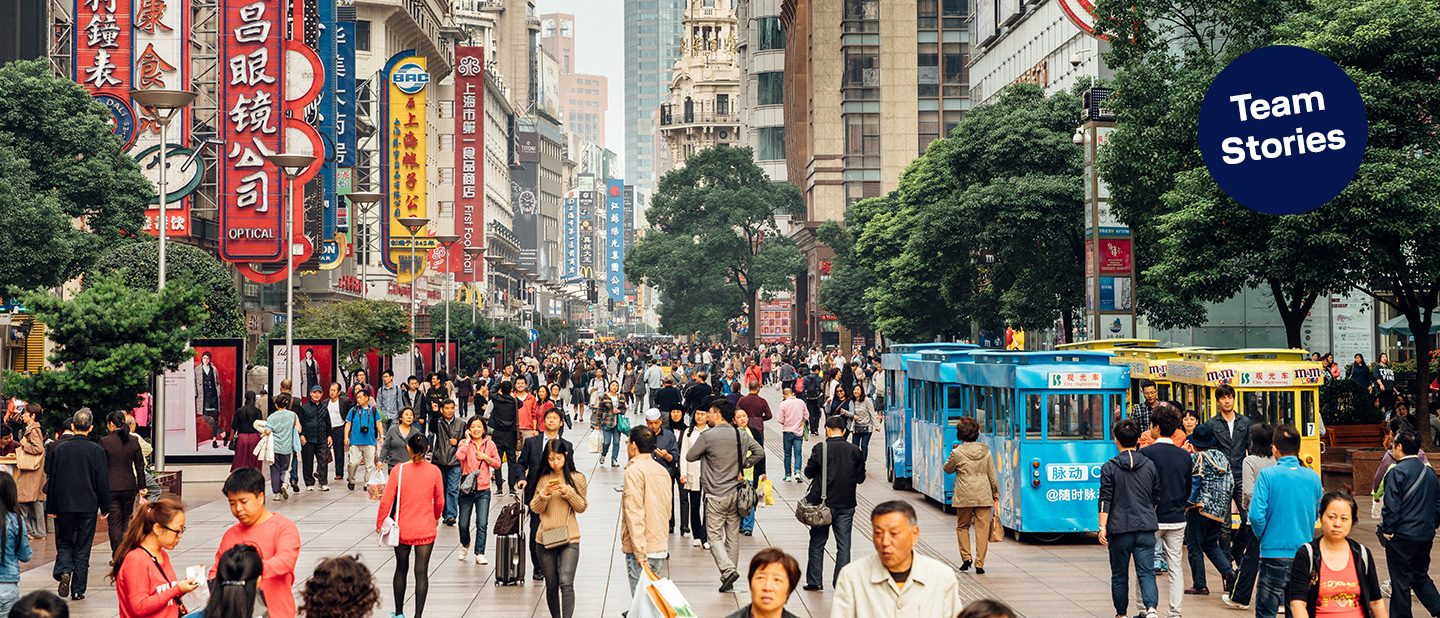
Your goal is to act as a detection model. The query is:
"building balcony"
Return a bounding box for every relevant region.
[658,105,739,128]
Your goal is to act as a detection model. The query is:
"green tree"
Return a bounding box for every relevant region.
[2,276,207,430]
[1275,0,1440,439]
[0,60,151,295]
[294,299,412,375]
[626,146,804,345]
[816,218,876,339]
[424,303,529,370]
[86,240,245,338]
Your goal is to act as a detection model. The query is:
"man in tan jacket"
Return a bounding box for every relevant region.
[622,425,674,598]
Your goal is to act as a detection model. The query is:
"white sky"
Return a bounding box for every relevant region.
[537,0,626,164]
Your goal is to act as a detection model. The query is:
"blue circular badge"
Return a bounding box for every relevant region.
[1198,45,1367,215]
[95,94,137,151]
[391,60,430,95]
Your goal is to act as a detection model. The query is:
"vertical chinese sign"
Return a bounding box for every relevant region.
[219,0,285,265]
[453,47,485,284]
[314,0,342,269]
[605,179,625,302]
[380,51,431,283]
[335,10,356,169]
[75,0,135,148]
[131,0,192,237]
[577,181,595,281]
[563,194,578,281]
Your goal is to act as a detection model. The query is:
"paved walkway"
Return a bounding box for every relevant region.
[18,385,1440,617]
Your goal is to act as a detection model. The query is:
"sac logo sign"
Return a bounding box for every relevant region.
[391,60,431,95]
[1198,46,1367,215]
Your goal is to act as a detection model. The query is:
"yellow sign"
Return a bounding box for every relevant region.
[385,54,429,283]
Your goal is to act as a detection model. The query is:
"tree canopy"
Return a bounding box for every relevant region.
[0,60,151,296]
[626,146,804,343]
[87,240,246,338]
[424,302,530,370]
[292,299,412,375]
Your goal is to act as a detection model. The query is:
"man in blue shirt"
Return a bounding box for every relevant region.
[343,388,382,491]
[1248,424,1323,618]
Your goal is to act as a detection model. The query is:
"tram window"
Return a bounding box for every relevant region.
[1048,394,1102,440]
[1157,382,1171,401]
[1241,390,1296,428]
[1025,395,1043,438]
[1300,391,1317,436]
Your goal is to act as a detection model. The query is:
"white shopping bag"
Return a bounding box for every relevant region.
[628,566,696,618]
[589,431,602,454]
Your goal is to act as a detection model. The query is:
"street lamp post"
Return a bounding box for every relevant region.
[464,246,486,323]
[267,152,318,383]
[433,234,462,374]
[397,217,431,352]
[131,88,196,471]
[343,191,383,299]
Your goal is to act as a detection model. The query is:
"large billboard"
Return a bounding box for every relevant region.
[380,51,433,283]
[605,179,625,302]
[453,47,485,282]
[131,0,192,237]
[563,195,579,280]
[74,0,134,147]
[514,129,540,272]
[577,179,595,280]
[161,339,244,460]
[218,0,287,263]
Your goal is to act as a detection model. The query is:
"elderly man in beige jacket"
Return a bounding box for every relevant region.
[622,425,675,597]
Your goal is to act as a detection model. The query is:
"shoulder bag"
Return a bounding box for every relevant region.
[15,430,40,471]
[795,440,832,527]
[733,428,758,516]
[379,463,403,547]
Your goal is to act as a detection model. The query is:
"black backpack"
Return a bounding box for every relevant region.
[494,494,525,537]
[803,375,822,400]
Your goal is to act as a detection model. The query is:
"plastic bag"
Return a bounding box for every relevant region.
[760,477,774,506]
[366,468,388,502]
[589,431,602,453]
[629,567,696,618]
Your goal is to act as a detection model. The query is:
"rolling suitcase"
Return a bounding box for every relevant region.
[494,494,527,585]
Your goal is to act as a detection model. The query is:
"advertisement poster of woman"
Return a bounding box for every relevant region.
[269,339,340,404]
[161,339,244,460]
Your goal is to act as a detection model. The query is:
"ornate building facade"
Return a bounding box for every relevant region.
[658,0,742,170]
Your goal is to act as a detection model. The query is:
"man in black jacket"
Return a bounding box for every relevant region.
[652,377,683,417]
[432,399,466,526]
[682,372,712,424]
[1140,404,1192,617]
[488,381,519,493]
[1379,429,1440,618]
[516,408,571,581]
[802,416,866,591]
[297,385,333,491]
[1204,384,1250,535]
[45,409,110,600]
[1099,419,1160,618]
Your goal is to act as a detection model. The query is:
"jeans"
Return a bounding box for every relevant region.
[1228,525,1260,605]
[439,465,460,521]
[0,582,18,617]
[347,444,376,485]
[537,543,579,618]
[851,430,872,463]
[601,427,621,463]
[301,440,328,487]
[625,553,669,599]
[1185,510,1232,588]
[1386,536,1440,618]
[1108,530,1158,616]
[806,506,855,588]
[1150,527,1185,618]
[270,453,293,494]
[329,427,346,478]
[704,491,742,579]
[685,489,707,542]
[782,432,803,478]
[107,489,137,554]
[458,489,492,553]
[1254,558,1292,618]
[53,512,97,595]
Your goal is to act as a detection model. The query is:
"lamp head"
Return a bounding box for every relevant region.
[265,152,317,176]
[397,216,430,235]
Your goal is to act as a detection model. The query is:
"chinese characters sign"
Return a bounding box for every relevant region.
[219,0,285,262]
[381,52,431,283]
[577,186,595,280]
[563,195,579,280]
[75,0,134,147]
[453,47,485,282]
[132,0,191,236]
[605,178,625,302]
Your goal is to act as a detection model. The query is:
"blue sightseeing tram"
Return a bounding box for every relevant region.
[908,350,1131,538]
[881,343,978,489]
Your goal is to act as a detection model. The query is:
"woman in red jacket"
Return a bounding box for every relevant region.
[375,432,444,618]
[109,498,199,618]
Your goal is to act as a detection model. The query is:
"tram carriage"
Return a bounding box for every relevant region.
[907,349,1132,538]
[881,343,978,489]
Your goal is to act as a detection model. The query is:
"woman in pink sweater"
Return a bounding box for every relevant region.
[456,416,501,564]
[375,432,444,618]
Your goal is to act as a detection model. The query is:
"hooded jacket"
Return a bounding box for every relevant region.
[1098,449,1160,534]
[943,442,998,508]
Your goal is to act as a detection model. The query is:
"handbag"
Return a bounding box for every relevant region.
[989,502,1004,543]
[617,412,631,435]
[378,463,402,547]
[795,440,832,527]
[537,525,571,549]
[760,477,774,506]
[733,428,758,516]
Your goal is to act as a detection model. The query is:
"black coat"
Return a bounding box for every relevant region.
[489,393,518,441]
[683,382,712,414]
[45,436,110,515]
[1098,449,1160,534]
[1140,441,1192,525]
[298,400,333,443]
[517,434,571,505]
[803,437,866,510]
[652,386,683,414]
[1379,455,1440,540]
[100,433,145,493]
[1206,414,1252,485]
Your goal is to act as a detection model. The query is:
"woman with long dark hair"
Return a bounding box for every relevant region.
[195,544,265,617]
[0,472,32,616]
[102,410,147,554]
[375,432,444,618]
[456,416,499,564]
[230,391,265,472]
[826,384,851,424]
[110,498,194,618]
[848,384,877,461]
[529,439,588,618]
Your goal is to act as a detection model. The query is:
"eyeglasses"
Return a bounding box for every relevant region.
[160,524,187,536]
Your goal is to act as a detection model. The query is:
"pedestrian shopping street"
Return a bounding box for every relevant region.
[16,386,1437,617]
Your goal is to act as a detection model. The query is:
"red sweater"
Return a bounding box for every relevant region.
[376,461,444,545]
[516,394,540,431]
[117,547,185,618]
[209,513,301,618]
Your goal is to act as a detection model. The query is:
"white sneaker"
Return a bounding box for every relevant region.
[702,541,712,550]
[320,485,330,492]
[475,554,488,565]
[457,548,469,563]
[692,538,701,547]
[1220,593,1248,610]
[306,485,315,492]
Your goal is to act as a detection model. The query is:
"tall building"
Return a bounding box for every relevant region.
[624,0,686,193]
[658,0,742,170]
[736,0,786,181]
[967,0,1109,106]
[782,0,967,346]
[540,13,610,151]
